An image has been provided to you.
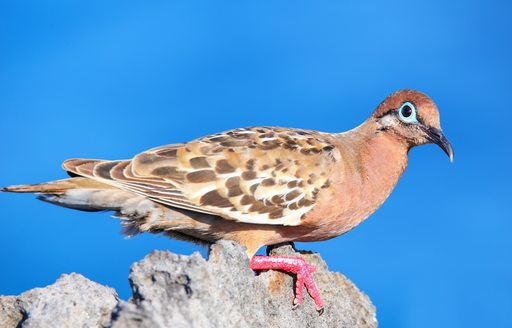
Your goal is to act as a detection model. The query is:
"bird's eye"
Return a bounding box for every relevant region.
[398,102,418,123]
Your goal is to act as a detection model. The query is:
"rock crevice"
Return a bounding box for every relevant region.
[0,241,377,328]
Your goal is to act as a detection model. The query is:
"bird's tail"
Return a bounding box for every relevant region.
[2,177,208,243]
[1,177,123,211]
[1,177,167,232]
[1,178,109,194]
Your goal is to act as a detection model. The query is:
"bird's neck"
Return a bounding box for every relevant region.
[331,119,409,223]
[337,118,409,173]
[345,118,409,179]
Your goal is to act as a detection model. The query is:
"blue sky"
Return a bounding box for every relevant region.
[1,1,511,327]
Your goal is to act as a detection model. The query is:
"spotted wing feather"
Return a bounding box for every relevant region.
[63,127,340,226]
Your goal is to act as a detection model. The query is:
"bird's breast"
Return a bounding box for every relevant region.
[299,133,408,241]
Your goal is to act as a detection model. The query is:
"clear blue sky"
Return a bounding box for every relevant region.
[1,1,510,327]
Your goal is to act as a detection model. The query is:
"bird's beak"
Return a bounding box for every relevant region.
[424,127,454,162]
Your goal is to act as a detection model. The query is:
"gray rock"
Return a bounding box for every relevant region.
[112,241,377,328]
[0,273,119,328]
[1,241,377,328]
[0,296,23,328]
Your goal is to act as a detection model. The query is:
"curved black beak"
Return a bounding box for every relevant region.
[425,127,454,162]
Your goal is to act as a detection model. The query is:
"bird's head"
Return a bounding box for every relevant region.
[373,90,454,162]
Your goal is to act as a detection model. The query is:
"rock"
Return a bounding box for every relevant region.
[1,241,377,328]
[0,296,23,328]
[0,273,119,328]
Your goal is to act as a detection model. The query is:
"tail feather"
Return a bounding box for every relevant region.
[2,177,119,212]
[1,178,113,194]
[2,181,71,194]
[37,194,108,212]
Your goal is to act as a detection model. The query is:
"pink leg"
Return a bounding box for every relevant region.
[250,255,325,313]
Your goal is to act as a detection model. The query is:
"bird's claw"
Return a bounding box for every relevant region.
[294,262,324,312]
[251,255,325,312]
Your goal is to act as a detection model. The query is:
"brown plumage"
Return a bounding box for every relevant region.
[2,89,453,311]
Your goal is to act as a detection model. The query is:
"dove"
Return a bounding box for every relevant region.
[1,90,453,312]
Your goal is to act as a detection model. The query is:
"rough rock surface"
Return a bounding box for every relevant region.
[0,273,119,328]
[0,241,377,328]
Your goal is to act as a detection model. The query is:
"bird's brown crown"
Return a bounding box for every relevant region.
[373,90,441,130]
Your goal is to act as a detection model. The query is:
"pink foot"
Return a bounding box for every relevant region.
[250,255,325,313]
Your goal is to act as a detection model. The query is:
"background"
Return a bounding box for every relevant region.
[1,1,510,327]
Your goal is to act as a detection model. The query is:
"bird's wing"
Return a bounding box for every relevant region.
[63,127,340,226]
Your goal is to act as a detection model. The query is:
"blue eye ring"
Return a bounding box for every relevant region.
[398,101,418,123]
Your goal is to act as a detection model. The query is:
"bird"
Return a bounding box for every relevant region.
[1,90,453,313]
